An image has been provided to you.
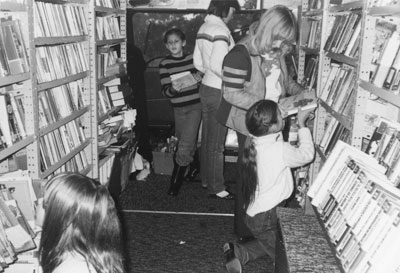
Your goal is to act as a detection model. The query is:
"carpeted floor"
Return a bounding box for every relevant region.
[117,162,275,272]
[120,212,273,273]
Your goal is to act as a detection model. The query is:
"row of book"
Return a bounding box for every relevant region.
[364,117,400,187]
[319,63,357,115]
[0,90,26,149]
[98,78,126,118]
[34,2,88,38]
[370,19,400,92]
[38,80,86,128]
[96,16,122,41]
[324,12,362,58]
[303,19,322,50]
[0,17,29,77]
[301,56,318,90]
[307,0,322,10]
[96,0,120,8]
[35,42,88,83]
[94,152,116,185]
[309,141,400,273]
[319,114,351,156]
[39,119,88,170]
[97,47,121,78]
[0,172,39,271]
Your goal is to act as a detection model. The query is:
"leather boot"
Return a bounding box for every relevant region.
[185,149,200,181]
[168,162,188,196]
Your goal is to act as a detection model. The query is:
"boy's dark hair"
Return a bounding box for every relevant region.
[207,0,240,18]
[164,28,186,43]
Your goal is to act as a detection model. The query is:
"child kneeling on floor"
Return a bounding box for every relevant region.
[223,100,315,273]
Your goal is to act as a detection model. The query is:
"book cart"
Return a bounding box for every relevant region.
[0,0,128,270]
[276,0,400,272]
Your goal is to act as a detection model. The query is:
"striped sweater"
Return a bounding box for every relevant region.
[193,14,235,90]
[159,54,201,108]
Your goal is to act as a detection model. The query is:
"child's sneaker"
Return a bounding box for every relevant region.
[223,243,242,273]
[136,161,151,181]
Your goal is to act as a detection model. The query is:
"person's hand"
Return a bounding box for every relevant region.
[171,81,183,92]
[297,108,315,128]
[192,73,202,82]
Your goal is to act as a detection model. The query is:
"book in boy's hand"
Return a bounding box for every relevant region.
[170,71,198,91]
[279,90,318,117]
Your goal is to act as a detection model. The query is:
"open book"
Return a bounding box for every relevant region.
[279,90,318,116]
[170,71,197,90]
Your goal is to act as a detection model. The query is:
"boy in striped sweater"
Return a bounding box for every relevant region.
[159,28,202,196]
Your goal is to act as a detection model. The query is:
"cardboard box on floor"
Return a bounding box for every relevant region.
[152,151,174,175]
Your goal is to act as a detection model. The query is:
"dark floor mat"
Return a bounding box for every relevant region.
[121,212,273,273]
[118,172,235,214]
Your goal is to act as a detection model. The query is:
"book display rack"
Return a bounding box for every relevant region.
[289,0,400,272]
[0,0,127,269]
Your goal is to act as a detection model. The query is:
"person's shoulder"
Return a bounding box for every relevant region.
[224,45,250,67]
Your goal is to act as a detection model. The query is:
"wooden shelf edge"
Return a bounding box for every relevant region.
[35,35,88,46]
[320,100,352,130]
[329,0,363,12]
[36,71,89,91]
[326,52,358,67]
[40,140,91,178]
[0,73,30,87]
[368,5,400,16]
[360,80,400,109]
[39,107,89,136]
[0,135,35,161]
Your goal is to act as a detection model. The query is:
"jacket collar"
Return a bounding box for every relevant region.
[205,14,228,29]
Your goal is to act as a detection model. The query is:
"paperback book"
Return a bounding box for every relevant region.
[279,90,318,116]
[170,71,198,90]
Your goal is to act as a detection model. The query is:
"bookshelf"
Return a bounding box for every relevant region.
[90,0,127,178]
[293,0,400,272]
[297,0,365,213]
[0,0,127,269]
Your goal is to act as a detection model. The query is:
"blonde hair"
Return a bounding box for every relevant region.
[247,5,297,55]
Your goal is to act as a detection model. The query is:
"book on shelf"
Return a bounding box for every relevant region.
[0,197,35,254]
[334,13,361,55]
[0,17,29,75]
[308,141,400,272]
[372,31,400,88]
[344,20,362,57]
[0,176,36,223]
[370,19,397,79]
[302,56,318,90]
[0,92,24,146]
[278,89,317,117]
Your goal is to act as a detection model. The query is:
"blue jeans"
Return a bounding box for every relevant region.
[199,84,227,194]
[233,207,278,265]
[174,103,202,167]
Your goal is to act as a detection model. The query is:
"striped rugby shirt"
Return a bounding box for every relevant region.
[159,54,201,108]
[193,14,235,90]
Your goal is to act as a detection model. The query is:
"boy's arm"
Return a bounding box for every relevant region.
[283,127,315,168]
[159,62,177,98]
[283,108,315,167]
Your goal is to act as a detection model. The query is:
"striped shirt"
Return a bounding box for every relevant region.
[159,54,201,108]
[193,14,235,89]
